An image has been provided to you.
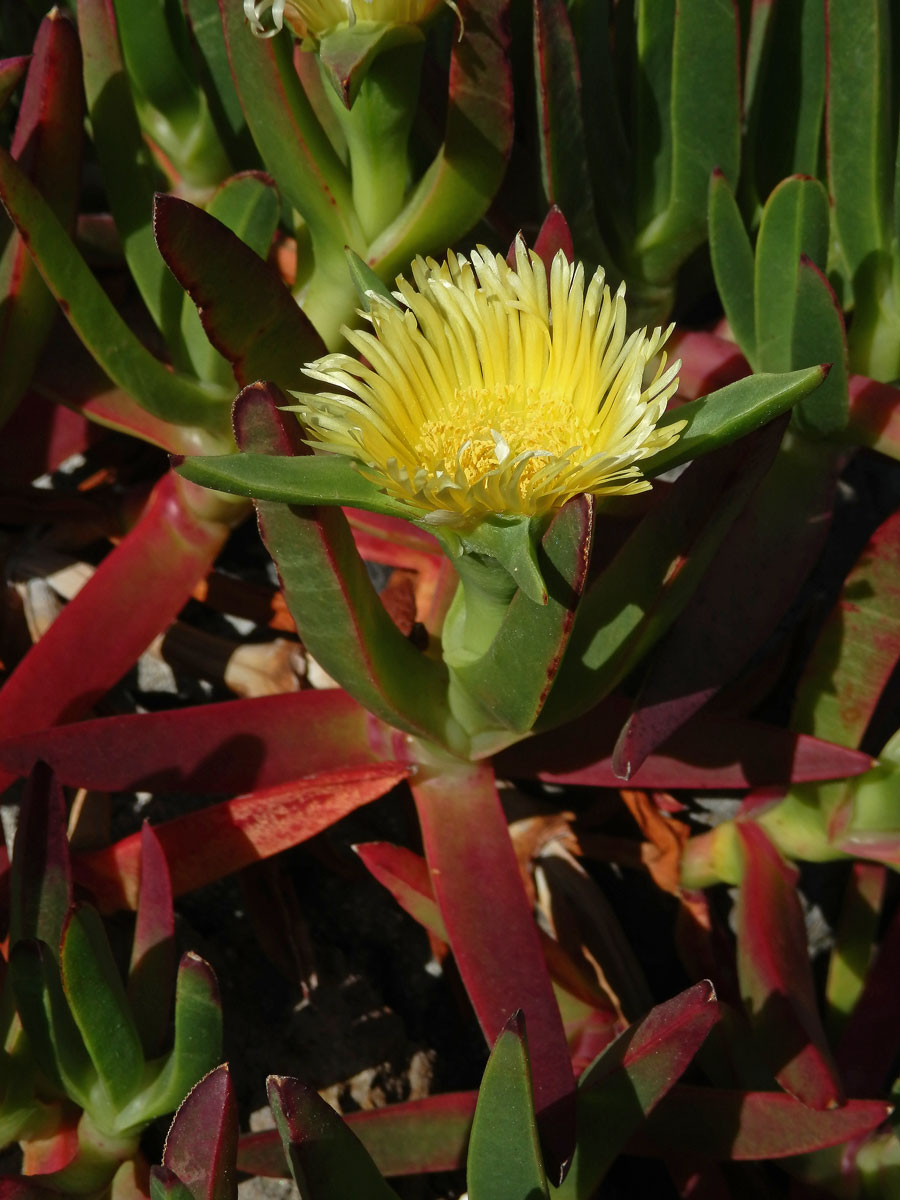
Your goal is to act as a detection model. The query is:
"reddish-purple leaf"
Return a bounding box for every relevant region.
[0,387,101,488]
[835,893,900,1096]
[0,690,385,795]
[0,472,235,796]
[128,823,176,1057]
[76,763,411,911]
[237,1092,477,1178]
[613,440,838,778]
[355,842,446,938]
[163,1065,238,1200]
[792,507,900,748]
[669,330,752,400]
[9,762,71,952]
[735,822,844,1108]
[533,206,574,265]
[153,192,323,390]
[411,762,575,1183]
[498,696,872,789]
[846,371,900,457]
[627,1086,890,1160]
[0,56,29,111]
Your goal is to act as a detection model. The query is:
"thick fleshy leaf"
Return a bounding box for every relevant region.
[754,175,830,372]
[643,366,827,478]
[637,0,740,288]
[368,0,514,283]
[8,939,94,1105]
[735,822,843,1108]
[153,189,324,390]
[132,952,222,1128]
[455,496,593,731]
[267,1075,400,1200]
[0,140,232,431]
[0,472,234,797]
[150,1167,196,1200]
[790,256,849,436]
[411,761,575,1183]
[500,699,873,790]
[0,56,28,110]
[627,1086,891,1160]
[708,170,755,361]
[9,762,71,952]
[175,450,417,520]
[0,11,84,428]
[128,824,176,1058]
[541,418,788,732]
[532,0,609,265]
[354,842,446,938]
[76,764,411,911]
[231,382,452,746]
[237,1093,477,1178]
[0,690,383,795]
[467,1014,549,1200]
[669,329,751,400]
[792,507,900,748]
[533,206,575,266]
[825,862,886,1040]
[317,21,423,108]
[555,981,719,1199]
[60,904,144,1110]
[846,372,900,457]
[162,1065,238,1200]
[613,438,837,778]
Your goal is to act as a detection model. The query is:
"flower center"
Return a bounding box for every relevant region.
[415,384,593,495]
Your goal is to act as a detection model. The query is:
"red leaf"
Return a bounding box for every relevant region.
[76,763,410,910]
[0,472,233,796]
[628,1086,890,1160]
[533,206,574,265]
[0,690,385,795]
[163,1065,238,1200]
[411,762,575,1182]
[735,823,844,1108]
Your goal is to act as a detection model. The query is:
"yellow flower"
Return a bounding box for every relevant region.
[244,0,443,39]
[296,240,684,527]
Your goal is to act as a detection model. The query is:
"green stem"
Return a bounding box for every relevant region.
[320,43,424,243]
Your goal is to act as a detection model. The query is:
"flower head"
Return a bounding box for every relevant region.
[244,0,443,39]
[296,241,683,527]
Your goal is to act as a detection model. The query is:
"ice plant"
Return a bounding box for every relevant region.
[296,240,684,528]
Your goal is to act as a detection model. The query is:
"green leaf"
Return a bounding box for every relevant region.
[76,0,192,365]
[452,516,549,606]
[637,0,740,286]
[174,450,419,520]
[60,905,144,1112]
[317,21,424,108]
[467,1015,549,1200]
[268,1075,401,1200]
[790,258,849,437]
[754,175,830,373]
[454,497,593,732]
[345,246,399,312]
[643,366,827,477]
[183,0,258,166]
[128,953,222,1130]
[0,142,232,434]
[9,940,95,1107]
[708,170,756,362]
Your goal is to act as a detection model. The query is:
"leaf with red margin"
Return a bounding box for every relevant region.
[0,11,84,428]
[266,1076,400,1200]
[9,762,71,951]
[792,507,900,749]
[626,1086,891,1160]
[411,761,575,1184]
[153,193,323,391]
[835,890,900,1097]
[613,438,838,779]
[159,1065,238,1200]
[0,690,386,795]
[0,472,235,797]
[128,824,176,1058]
[237,1093,476,1178]
[554,981,720,1199]
[231,381,452,746]
[75,763,411,911]
[735,822,844,1109]
[498,695,873,790]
